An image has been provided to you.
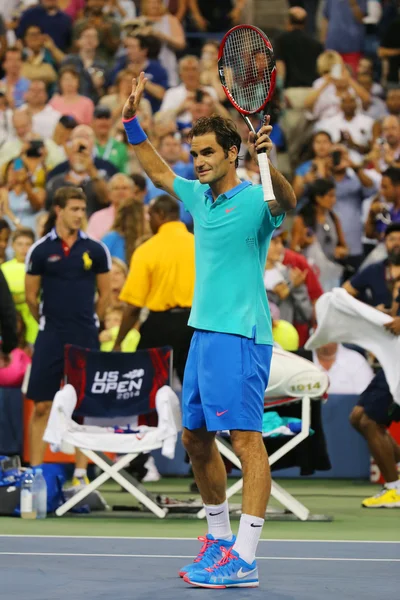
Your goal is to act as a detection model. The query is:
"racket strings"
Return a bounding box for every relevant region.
[221,28,273,113]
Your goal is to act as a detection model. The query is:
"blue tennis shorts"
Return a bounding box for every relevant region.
[182,330,273,432]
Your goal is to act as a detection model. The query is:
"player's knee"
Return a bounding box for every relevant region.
[182,428,214,459]
[349,406,364,431]
[231,431,263,462]
[33,401,52,420]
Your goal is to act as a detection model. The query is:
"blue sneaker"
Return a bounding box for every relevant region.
[184,547,259,588]
[178,534,235,578]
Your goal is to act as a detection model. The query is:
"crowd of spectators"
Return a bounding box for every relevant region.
[0,1,399,484]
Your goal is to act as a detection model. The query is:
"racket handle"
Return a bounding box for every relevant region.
[257,151,275,202]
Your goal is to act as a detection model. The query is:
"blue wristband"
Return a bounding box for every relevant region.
[123,116,147,145]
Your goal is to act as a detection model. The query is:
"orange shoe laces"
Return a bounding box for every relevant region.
[194,536,218,563]
[205,546,238,572]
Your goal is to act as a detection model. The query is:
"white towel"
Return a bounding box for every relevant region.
[305,288,400,405]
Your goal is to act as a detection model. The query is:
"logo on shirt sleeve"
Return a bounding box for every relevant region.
[82,251,93,270]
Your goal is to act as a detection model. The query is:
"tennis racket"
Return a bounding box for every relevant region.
[218,24,277,201]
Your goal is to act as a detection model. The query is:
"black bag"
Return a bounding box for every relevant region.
[0,484,20,516]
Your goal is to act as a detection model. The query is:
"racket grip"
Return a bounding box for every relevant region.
[257,152,275,202]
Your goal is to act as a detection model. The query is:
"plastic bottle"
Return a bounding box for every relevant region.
[20,469,36,519]
[32,468,47,519]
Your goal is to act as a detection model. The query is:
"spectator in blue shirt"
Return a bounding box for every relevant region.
[365,167,400,242]
[107,33,168,114]
[322,0,367,74]
[344,223,400,309]
[17,0,72,53]
[102,196,146,264]
[0,48,30,109]
[293,131,333,203]
[331,145,376,274]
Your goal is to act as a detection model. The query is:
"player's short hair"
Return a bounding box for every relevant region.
[383,167,400,186]
[188,115,242,168]
[12,227,35,243]
[53,186,87,208]
[150,194,180,220]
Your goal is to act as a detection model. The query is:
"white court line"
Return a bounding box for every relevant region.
[0,552,399,562]
[0,535,399,544]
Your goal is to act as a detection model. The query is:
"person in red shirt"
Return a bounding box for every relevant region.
[283,242,324,346]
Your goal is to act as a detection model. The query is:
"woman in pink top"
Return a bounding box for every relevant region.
[49,66,94,125]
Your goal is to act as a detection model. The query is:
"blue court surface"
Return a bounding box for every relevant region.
[0,536,399,599]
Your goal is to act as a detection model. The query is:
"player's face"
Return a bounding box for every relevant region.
[190,133,235,184]
[60,199,87,232]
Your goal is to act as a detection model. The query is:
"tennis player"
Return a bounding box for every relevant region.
[122,73,296,589]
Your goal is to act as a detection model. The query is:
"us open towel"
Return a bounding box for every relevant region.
[44,384,181,459]
[305,288,400,405]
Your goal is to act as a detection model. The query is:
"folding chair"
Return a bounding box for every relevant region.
[197,347,330,521]
[44,344,181,518]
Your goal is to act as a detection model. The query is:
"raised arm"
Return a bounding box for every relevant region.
[248,119,297,216]
[122,73,177,197]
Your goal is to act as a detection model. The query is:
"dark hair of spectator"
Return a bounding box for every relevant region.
[113,199,145,264]
[132,33,162,60]
[43,187,87,235]
[24,25,43,37]
[59,65,80,82]
[312,130,332,144]
[383,167,400,186]
[385,222,400,237]
[11,227,35,244]
[131,172,147,192]
[151,194,180,220]
[300,178,337,230]
[0,218,11,233]
[188,115,242,168]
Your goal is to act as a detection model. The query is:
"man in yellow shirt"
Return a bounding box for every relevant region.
[1,228,38,344]
[114,194,195,382]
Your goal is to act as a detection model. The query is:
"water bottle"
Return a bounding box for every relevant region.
[20,469,36,520]
[32,468,47,519]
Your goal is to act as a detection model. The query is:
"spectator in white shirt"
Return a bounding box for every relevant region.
[21,80,61,140]
[0,109,64,170]
[159,55,217,125]
[316,92,374,164]
[304,50,370,122]
[313,343,374,395]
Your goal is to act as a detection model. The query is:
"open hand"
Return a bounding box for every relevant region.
[122,73,148,121]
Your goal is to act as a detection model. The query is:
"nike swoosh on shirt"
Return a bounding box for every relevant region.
[237,568,257,579]
[225,207,236,213]
[216,410,229,417]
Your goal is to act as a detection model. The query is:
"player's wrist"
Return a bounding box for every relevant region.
[123,116,147,145]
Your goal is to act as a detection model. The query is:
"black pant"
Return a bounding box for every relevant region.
[137,308,193,383]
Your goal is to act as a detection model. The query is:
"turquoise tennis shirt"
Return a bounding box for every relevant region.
[173,177,285,345]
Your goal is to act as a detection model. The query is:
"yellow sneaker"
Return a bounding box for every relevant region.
[72,475,90,487]
[362,486,400,508]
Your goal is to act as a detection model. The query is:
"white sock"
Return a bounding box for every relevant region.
[232,513,264,564]
[73,468,87,479]
[204,500,233,540]
[386,479,400,490]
